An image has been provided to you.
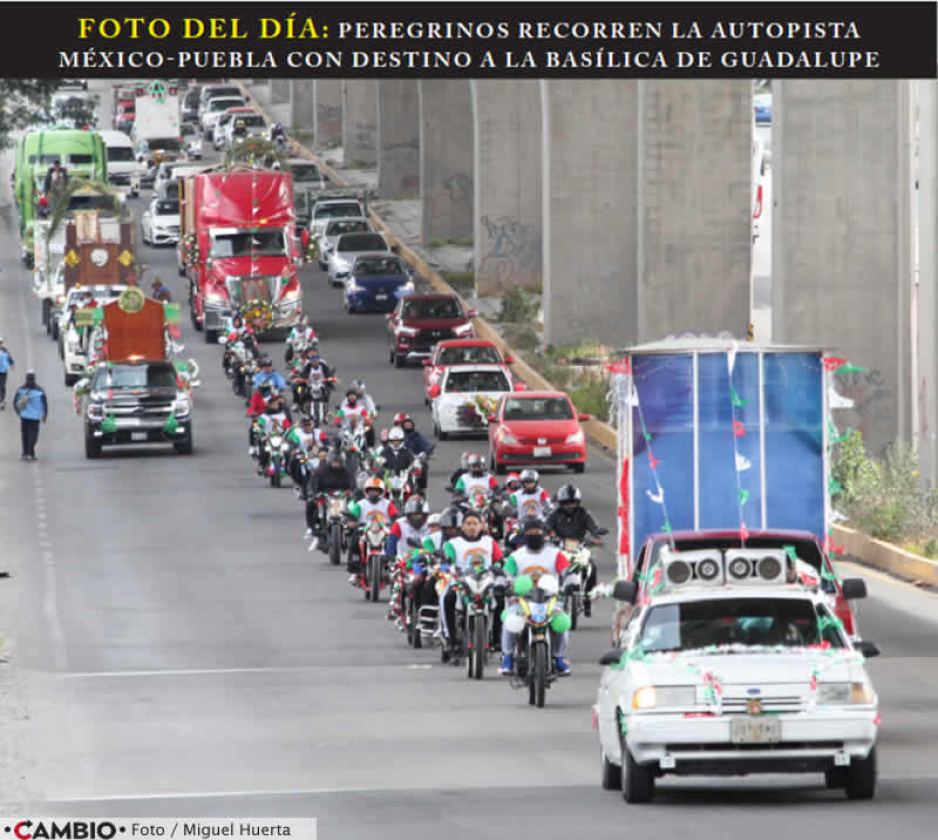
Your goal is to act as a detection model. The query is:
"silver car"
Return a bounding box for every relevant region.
[308,198,368,239]
[327,231,391,287]
[317,218,374,270]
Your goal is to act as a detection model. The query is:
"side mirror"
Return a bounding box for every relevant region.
[612,580,638,604]
[855,640,881,659]
[391,244,400,253]
[217,335,228,345]
[467,309,478,318]
[487,415,498,424]
[599,649,624,667]
[385,313,394,320]
[514,382,527,392]
[578,413,593,422]
[422,359,432,367]
[74,378,90,392]
[505,356,515,364]
[429,384,441,399]
[841,578,867,600]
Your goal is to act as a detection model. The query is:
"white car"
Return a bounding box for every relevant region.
[224,112,268,148]
[431,365,515,439]
[141,195,181,246]
[287,158,329,191]
[308,198,368,238]
[595,556,880,804]
[180,122,202,159]
[213,112,237,151]
[317,218,374,270]
[201,96,246,137]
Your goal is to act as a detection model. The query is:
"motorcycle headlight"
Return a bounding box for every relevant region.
[270,435,283,447]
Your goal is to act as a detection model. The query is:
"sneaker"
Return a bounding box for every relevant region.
[347,574,358,585]
[583,600,592,618]
[304,527,314,539]
[554,657,572,676]
[20,454,28,461]
[498,654,514,675]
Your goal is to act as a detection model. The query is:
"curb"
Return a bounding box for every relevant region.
[833,525,938,588]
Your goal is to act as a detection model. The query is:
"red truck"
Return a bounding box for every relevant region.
[178,166,302,343]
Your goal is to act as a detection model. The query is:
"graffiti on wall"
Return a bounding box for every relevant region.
[477,214,542,295]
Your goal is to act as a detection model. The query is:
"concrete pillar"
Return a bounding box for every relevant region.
[314,79,343,148]
[270,79,290,104]
[290,79,314,135]
[419,80,473,244]
[472,80,542,296]
[542,80,639,347]
[377,80,420,199]
[916,80,936,485]
[637,80,752,344]
[342,80,377,167]
[252,80,272,106]
[772,81,913,454]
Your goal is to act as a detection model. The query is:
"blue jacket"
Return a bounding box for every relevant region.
[253,370,287,391]
[402,429,434,457]
[14,385,47,421]
[0,349,14,374]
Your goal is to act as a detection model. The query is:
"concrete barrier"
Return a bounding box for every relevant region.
[833,525,938,587]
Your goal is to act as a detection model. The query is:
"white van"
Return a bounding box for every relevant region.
[99,130,144,197]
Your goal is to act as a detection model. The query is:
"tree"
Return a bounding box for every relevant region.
[0,80,59,150]
[53,94,100,130]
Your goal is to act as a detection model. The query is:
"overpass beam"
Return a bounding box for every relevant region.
[377,80,420,199]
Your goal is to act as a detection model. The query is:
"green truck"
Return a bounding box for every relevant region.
[14,128,108,266]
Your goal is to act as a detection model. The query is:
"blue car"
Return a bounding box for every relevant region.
[345,255,415,313]
[754,93,772,124]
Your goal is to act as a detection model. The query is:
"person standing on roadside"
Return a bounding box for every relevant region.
[13,370,48,461]
[0,337,14,410]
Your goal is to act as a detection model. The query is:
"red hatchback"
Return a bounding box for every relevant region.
[422,338,513,404]
[488,390,589,474]
[386,293,477,368]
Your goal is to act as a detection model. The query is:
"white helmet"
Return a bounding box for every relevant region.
[388,427,405,448]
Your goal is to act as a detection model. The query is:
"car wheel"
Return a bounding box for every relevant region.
[388,347,395,365]
[64,371,78,387]
[84,431,101,459]
[491,451,506,476]
[601,747,622,791]
[394,353,404,368]
[205,329,217,344]
[571,463,586,474]
[844,746,877,800]
[620,725,655,803]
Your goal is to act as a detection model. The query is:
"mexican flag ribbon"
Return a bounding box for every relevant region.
[823,356,848,372]
[618,459,630,557]
[605,359,631,374]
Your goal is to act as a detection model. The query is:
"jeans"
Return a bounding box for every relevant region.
[20,418,40,457]
[0,371,7,404]
[501,602,568,658]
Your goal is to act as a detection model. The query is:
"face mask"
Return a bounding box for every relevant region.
[525,533,545,551]
[404,427,415,435]
[366,493,381,502]
[409,516,426,528]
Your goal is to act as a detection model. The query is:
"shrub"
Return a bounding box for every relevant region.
[440,271,475,292]
[497,286,539,323]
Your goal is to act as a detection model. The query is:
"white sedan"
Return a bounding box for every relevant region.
[430,365,516,439]
[141,197,181,246]
[596,571,880,803]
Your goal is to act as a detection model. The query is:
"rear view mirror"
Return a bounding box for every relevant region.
[612,580,638,603]
[422,359,432,366]
[514,382,527,392]
[841,578,867,600]
[487,415,497,424]
[599,649,623,667]
[855,640,881,659]
[467,309,478,318]
[505,356,515,364]
[578,413,592,422]
[217,335,228,345]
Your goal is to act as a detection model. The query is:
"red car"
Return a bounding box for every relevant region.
[386,293,477,368]
[488,390,589,474]
[611,529,866,644]
[422,338,514,404]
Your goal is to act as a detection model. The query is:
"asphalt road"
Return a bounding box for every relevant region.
[0,87,936,836]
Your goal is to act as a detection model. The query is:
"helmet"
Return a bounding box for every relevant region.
[439,508,463,530]
[352,379,367,395]
[520,469,539,485]
[393,412,408,426]
[427,513,442,528]
[461,507,484,523]
[556,484,582,504]
[260,356,273,367]
[460,451,472,470]
[505,471,522,488]
[346,388,358,399]
[404,496,430,517]
[327,448,344,467]
[364,476,384,494]
[467,453,485,474]
[520,515,546,533]
[388,427,405,447]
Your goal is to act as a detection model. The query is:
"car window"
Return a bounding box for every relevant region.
[291,163,322,181]
[401,298,462,319]
[354,256,405,275]
[314,202,363,219]
[502,397,573,421]
[210,230,287,258]
[444,371,510,393]
[106,147,134,162]
[210,99,244,113]
[337,234,386,252]
[155,200,179,215]
[326,220,370,236]
[438,345,501,365]
[241,116,266,128]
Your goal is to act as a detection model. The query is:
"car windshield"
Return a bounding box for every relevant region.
[205,88,240,102]
[118,104,135,114]
[401,298,462,319]
[326,220,369,236]
[147,138,182,152]
[338,234,386,252]
[95,364,176,390]
[354,256,406,276]
[68,154,93,165]
[155,200,178,215]
[107,147,134,162]
[639,598,845,652]
[241,116,266,128]
[292,163,322,182]
[314,202,363,219]
[445,371,510,393]
[67,195,113,212]
[438,345,501,365]
[502,397,573,421]
[210,230,287,258]
[32,155,62,164]
[210,99,244,112]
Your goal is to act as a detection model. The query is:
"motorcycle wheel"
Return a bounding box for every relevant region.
[369,557,381,603]
[467,616,486,680]
[270,464,281,488]
[564,592,580,632]
[328,523,342,565]
[410,595,422,649]
[533,643,547,708]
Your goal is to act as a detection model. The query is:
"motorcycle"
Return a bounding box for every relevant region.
[316,490,350,565]
[308,376,338,427]
[452,564,503,679]
[558,537,592,631]
[336,420,371,478]
[505,573,569,708]
[261,427,290,488]
[356,517,391,602]
[381,455,425,510]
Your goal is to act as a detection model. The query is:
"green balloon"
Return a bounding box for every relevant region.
[513,575,533,596]
[551,612,572,633]
[500,608,508,622]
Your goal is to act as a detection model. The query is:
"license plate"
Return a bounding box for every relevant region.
[130,432,148,442]
[533,446,552,457]
[375,294,388,300]
[730,717,780,744]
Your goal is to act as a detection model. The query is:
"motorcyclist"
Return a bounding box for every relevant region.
[253,393,293,475]
[351,379,377,417]
[440,508,505,662]
[374,427,416,477]
[253,357,287,392]
[284,314,318,365]
[400,415,432,492]
[270,122,287,144]
[507,470,553,547]
[232,119,248,141]
[386,496,431,560]
[453,453,498,510]
[287,414,327,495]
[333,388,375,447]
[225,314,248,342]
[448,451,473,490]
[423,507,461,552]
[305,447,356,547]
[546,484,607,617]
[423,513,443,551]
[345,476,399,576]
[247,382,275,449]
[499,516,572,676]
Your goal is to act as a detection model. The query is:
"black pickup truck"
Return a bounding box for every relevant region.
[82,360,193,458]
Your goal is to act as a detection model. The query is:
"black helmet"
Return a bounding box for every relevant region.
[556,484,582,504]
[260,356,273,367]
[467,453,485,474]
[258,382,273,397]
[346,388,358,399]
[520,515,546,533]
[404,496,430,517]
[439,507,462,530]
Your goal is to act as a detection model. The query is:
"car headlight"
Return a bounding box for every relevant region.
[565,430,585,444]
[346,279,360,292]
[205,290,227,305]
[631,685,695,710]
[817,682,875,705]
[453,322,473,336]
[499,430,518,445]
[87,403,104,420]
[173,395,191,417]
[398,325,418,336]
